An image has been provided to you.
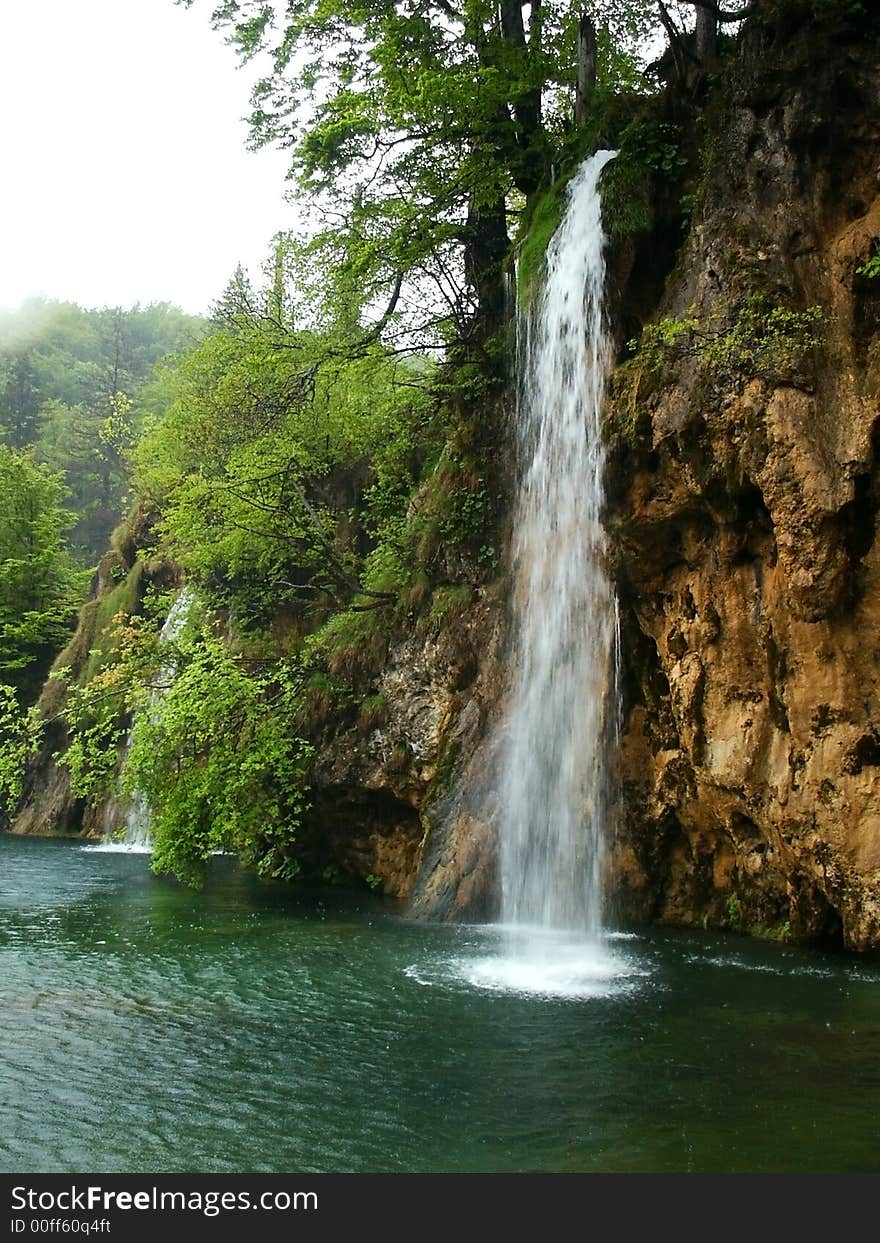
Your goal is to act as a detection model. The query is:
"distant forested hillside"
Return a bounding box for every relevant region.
[0,299,204,563]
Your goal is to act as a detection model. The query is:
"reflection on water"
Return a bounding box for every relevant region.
[2,834,879,1173]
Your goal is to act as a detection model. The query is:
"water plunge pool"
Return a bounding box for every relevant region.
[2,834,879,1173]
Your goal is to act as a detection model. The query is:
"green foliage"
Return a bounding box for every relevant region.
[629,310,702,372]
[58,594,314,888]
[630,295,827,385]
[751,919,792,943]
[406,440,497,575]
[124,625,313,888]
[856,248,880,280]
[57,604,164,800]
[0,446,85,704]
[0,684,42,815]
[0,299,204,563]
[135,314,435,629]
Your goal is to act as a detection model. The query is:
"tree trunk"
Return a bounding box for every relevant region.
[575,14,597,126]
[499,0,544,195]
[464,194,510,345]
[695,4,718,63]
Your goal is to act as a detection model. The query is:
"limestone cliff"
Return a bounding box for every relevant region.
[360,1,880,949]
[606,2,880,949]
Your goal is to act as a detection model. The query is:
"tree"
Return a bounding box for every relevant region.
[0,446,83,703]
[0,351,43,447]
[656,2,754,81]
[0,298,205,562]
[180,2,753,361]
[134,309,433,627]
[180,3,658,357]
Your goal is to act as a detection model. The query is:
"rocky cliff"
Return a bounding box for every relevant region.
[605,2,880,949]
[358,1,880,950]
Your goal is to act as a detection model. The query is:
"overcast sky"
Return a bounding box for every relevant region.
[0,0,294,315]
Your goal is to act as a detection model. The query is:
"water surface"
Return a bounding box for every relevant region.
[2,834,879,1172]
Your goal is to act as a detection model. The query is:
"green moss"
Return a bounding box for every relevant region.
[79,563,146,685]
[724,893,743,926]
[426,736,462,803]
[429,584,474,624]
[750,920,793,943]
[357,693,389,734]
[603,357,656,449]
[516,180,570,305]
[403,570,432,616]
[304,607,391,688]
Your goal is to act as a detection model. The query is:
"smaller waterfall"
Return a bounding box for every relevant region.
[87,587,193,853]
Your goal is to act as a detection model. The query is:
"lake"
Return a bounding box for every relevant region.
[2,834,878,1173]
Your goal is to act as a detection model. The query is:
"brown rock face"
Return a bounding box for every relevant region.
[606,7,880,949]
[308,8,880,948]
[304,588,506,907]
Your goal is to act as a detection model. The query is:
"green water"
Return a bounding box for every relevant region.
[2,834,879,1173]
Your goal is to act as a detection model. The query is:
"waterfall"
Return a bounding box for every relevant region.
[496,150,619,956]
[87,586,193,853]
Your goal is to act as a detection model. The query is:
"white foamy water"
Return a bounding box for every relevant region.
[84,586,194,854]
[459,939,643,999]
[494,149,619,956]
[82,839,153,855]
[405,929,647,1000]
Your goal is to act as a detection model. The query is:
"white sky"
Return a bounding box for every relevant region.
[0,0,295,316]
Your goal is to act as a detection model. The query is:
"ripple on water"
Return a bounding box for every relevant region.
[5,836,880,1174]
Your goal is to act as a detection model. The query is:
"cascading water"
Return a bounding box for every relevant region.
[87,586,193,853]
[463,150,625,996]
[499,148,619,940]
